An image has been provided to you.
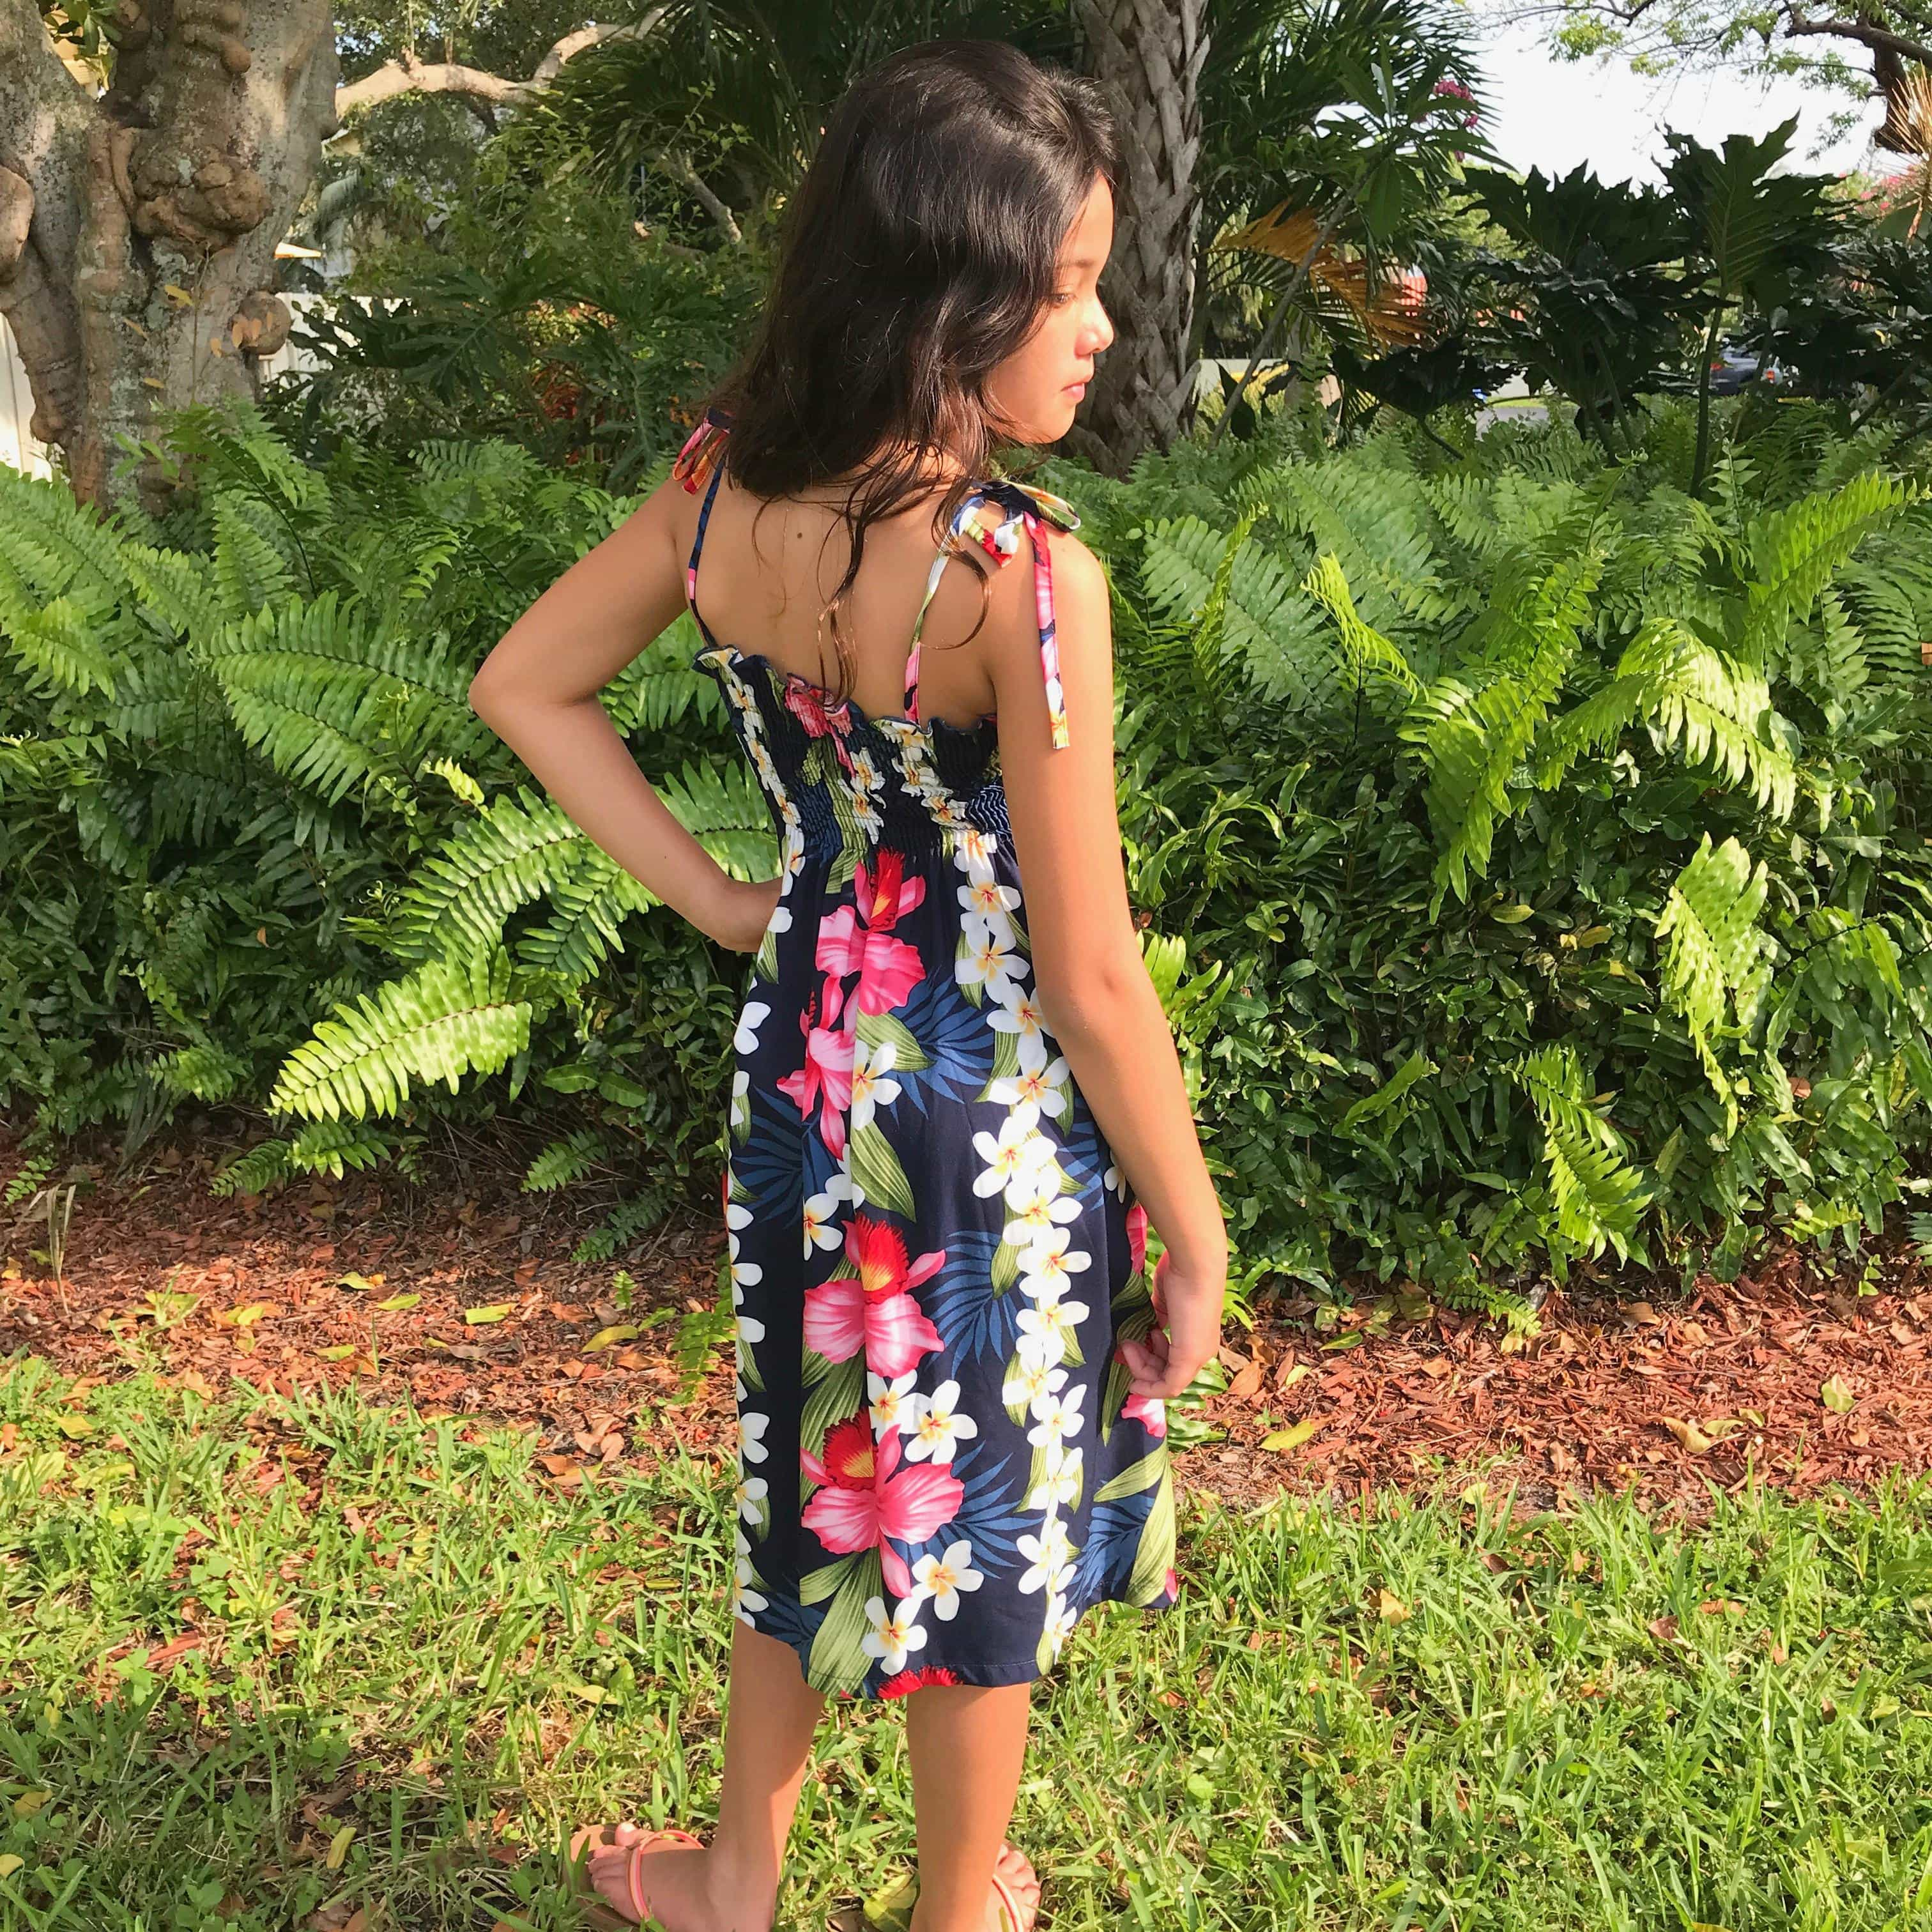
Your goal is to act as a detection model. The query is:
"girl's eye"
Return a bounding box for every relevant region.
[1051,291,1075,307]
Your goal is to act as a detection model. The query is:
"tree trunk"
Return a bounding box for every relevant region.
[1,0,337,510]
[1068,0,1209,473]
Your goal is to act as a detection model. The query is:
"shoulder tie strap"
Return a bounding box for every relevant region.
[673,408,732,634]
[903,478,1082,747]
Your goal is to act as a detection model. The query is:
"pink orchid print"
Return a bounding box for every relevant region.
[815,848,928,1020]
[783,675,859,774]
[801,1409,965,1598]
[776,983,856,1158]
[802,1214,946,1376]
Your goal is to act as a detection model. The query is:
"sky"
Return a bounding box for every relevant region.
[1475,17,1889,184]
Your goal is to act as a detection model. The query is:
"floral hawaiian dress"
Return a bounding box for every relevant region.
[675,409,1180,1700]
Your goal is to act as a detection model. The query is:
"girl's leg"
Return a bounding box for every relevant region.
[585,1620,825,1930]
[904,1681,1039,1932]
[706,1621,829,1920]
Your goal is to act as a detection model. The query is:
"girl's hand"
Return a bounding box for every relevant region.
[708,875,783,953]
[1117,1250,1225,1402]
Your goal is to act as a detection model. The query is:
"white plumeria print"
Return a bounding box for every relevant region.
[1002,1190,1082,1258]
[957,914,1023,997]
[1027,1443,1084,1512]
[735,1000,770,1055]
[802,1170,855,1257]
[734,1310,764,1376]
[971,1105,1055,1206]
[1002,1356,1067,1414]
[1019,1225,1091,1298]
[733,1555,768,1622]
[988,988,1052,1071]
[848,1038,901,1135]
[1041,1593,1080,1656]
[958,877,1021,921]
[1015,1294,1089,1368]
[735,1404,769,1465]
[989,1054,1071,1119]
[861,1595,929,1674]
[1027,1381,1088,1453]
[900,1379,980,1464]
[737,1471,768,1527]
[910,1541,986,1620]
[1015,1517,1075,1595]
[868,1368,918,1438]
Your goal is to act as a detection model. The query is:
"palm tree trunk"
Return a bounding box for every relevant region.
[1068,0,1209,473]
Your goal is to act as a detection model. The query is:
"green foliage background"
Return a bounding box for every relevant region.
[4,397,1930,1310]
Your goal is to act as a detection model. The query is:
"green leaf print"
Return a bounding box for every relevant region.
[954,926,983,1005]
[798,1549,859,1606]
[801,1354,865,1465]
[1094,1448,1166,1504]
[808,1548,884,1696]
[856,1008,930,1073]
[1023,1436,1055,1510]
[847,1121,916,1220]
[735,1318,764,1397]
[1125,1464,1177,1606]
[976,1023,1023,1100]
[754,921,781,984]
[1098,1352,1128,1445]
[990,1237,1020,1294]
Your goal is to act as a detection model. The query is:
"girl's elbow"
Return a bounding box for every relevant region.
[1034,949,1148,1044]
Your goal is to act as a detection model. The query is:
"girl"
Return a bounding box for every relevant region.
[469,38,1227,1932]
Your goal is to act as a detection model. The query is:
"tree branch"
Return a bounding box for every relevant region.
[1784,6,1932,66]
[332,6,670,125]
[651,147,741,244]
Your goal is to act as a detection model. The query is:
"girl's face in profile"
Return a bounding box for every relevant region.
[986,172,1116,446]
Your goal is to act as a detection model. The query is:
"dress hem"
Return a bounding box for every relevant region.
[734,1584,1183,1701]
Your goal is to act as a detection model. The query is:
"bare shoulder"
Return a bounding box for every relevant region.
[980,517,1110,663]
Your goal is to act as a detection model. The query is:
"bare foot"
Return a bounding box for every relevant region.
[574,1825,772,1931]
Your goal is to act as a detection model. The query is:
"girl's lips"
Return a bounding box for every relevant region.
[1064,381,1088,399]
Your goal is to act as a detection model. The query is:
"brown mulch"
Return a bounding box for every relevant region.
[4,1124,1929,1524]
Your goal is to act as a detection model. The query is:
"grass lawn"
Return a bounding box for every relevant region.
[4,1353,1932,1932]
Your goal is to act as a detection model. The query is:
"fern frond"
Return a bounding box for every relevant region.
[392,783,594,962]
[1738,470,1909,664]
[1402,540,1602,909]
[211,490,297,617]
[289,1116,405,1179]
[1655,833,1770,1046]
[1300,553,1421,700]
[1515,1043,1647,1261]
[268,946,533,1121]
[1542,617,1798,815]
[525,1129,614,1191]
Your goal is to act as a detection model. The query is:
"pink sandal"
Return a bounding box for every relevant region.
[849,1839,1038,1932]
[567,1822,704,1928]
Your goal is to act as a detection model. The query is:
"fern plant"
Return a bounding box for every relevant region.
[0,401,767,1250]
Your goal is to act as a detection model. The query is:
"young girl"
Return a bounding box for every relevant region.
[470,38,1227,1932]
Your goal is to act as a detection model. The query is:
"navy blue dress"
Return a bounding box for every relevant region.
[673,410,1179,1699]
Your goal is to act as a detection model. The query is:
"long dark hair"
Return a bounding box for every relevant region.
[703,38,1116,702]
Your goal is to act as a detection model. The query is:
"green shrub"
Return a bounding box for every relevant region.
[4,398,1929,1305]
[0,409,763,1255]
[1044,399,1932,1303]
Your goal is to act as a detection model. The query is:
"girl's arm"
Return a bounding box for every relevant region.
[988,527,1227,1400]
[466,472,778,953]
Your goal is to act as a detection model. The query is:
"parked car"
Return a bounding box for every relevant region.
[1708,340,1784,395]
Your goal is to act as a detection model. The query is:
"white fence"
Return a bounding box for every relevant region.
[1,291,344,481]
